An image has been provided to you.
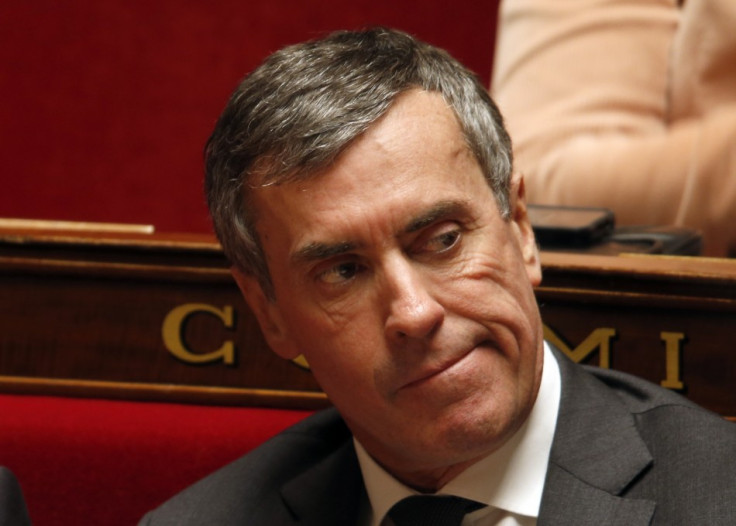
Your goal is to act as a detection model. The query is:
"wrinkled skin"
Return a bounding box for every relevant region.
[234,90,544,491]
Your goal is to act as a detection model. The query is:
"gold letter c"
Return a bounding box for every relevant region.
[162,303,235,365]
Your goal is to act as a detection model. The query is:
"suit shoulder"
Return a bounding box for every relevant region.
[558,359,736,522]
[587,367,736,474]
[0,467,31,526]
[140,408,351,525]
[583,364,704,415]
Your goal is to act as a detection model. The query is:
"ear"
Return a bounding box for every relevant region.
[508,171,542,286]
[231,267,302,360]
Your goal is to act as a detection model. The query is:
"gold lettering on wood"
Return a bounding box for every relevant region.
[292,355,311,370]
[162,303,235,365]
[660,331,685,390]
[543,324,616,368]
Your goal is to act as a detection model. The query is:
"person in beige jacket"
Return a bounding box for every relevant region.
[491,0,736,256]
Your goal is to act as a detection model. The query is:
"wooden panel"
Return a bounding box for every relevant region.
[1,229,734,416]
[0,229,325,409]
[538,253,736,418]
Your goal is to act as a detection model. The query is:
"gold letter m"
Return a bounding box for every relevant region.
[543,324,616,368]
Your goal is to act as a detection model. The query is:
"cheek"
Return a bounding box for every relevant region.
[440,250,542,365]
[443,250,537,320]
[286,308,388,399]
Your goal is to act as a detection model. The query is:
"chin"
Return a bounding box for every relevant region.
[445,392,525,455]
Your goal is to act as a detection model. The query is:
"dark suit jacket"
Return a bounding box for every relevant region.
[140,347,736,525]
[0,467,31,526]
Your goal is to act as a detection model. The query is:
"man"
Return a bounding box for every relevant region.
[141,28,736,525]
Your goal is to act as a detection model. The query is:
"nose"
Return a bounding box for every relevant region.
[383,257,445,343]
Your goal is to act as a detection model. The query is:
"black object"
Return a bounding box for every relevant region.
[387,495,484,526]
[528,204,615,247]
[529,204,702,256]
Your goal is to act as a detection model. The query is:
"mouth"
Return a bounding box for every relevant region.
[399,341,489,390]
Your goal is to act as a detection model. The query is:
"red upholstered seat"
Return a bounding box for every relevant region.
[0,394,312,525]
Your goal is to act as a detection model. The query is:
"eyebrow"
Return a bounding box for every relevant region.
[291,199,468,264]
[404,200,467,234]
[292,240,358,265]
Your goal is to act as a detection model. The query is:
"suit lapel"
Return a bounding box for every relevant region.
[539,346,656,525]
[280,437,365,525]
[540,465,655,525]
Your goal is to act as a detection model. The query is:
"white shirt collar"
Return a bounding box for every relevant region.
[355,342,561,525]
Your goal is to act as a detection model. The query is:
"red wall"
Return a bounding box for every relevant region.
[0,1,499,234]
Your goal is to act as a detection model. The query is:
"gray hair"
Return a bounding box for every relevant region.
[205,27,513,296]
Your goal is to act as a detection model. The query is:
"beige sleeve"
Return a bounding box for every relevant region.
[491,0,736,256]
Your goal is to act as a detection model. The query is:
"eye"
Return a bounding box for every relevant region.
[422,227,461,254]
[317,261,363,285]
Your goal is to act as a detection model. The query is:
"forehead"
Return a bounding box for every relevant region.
[250,90,496,248]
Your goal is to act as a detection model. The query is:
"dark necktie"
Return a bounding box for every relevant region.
[387,495,485,526]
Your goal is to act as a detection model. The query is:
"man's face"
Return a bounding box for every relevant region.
[237,90,544,488]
